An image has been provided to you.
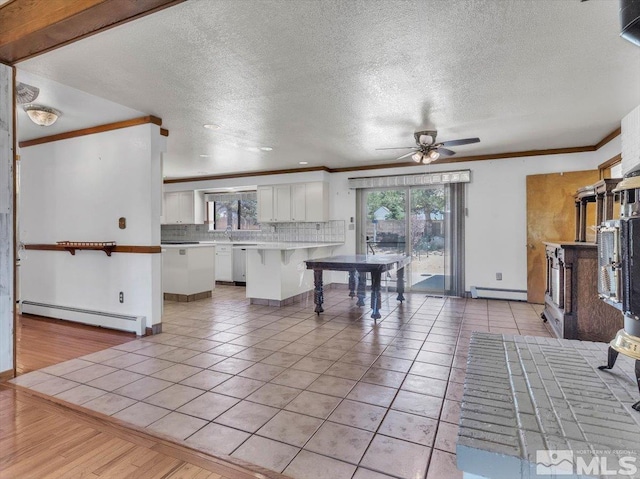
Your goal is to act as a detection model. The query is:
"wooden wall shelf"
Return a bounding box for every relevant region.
[57,242,116,256]
[24,244,162,255]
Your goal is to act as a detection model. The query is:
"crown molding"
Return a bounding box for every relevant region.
[164,127,621,184]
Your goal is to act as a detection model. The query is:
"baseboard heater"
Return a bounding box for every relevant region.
[20,300,146,336]
[469,287,527,301]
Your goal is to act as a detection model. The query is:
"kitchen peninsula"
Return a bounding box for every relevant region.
[161,243,215,301]
[160,239,345,306]
[242,242,343,306]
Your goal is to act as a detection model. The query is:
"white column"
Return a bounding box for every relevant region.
[0,63,14,376]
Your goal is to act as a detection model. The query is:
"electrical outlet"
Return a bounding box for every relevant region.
[496,273,502,281]
[119,292,124,303]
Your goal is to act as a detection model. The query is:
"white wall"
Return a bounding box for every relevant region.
[19,124,164,328]
[330,142,620,294]
[0,64,14,374]
[163,138,621,298]
[621,104,640,175]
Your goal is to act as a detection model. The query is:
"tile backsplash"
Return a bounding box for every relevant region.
[161,220,345,243]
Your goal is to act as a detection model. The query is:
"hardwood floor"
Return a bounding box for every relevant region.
[0,386,258,479]
[16,314,137,374]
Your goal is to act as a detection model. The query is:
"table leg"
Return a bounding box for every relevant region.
[348,270,356,298]
[370,271,382,320]
[396,267,405,302]
[313,269,324,315]
[356,270,366,306]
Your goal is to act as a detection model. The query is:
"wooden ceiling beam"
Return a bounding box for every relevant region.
[0,0,186,64]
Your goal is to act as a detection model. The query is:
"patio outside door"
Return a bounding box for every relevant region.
[359,185,461,295]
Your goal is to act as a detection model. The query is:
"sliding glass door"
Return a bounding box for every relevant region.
[408,186,448,294]
[359,184,464,296]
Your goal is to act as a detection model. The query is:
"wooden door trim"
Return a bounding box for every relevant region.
[598,153,622,178]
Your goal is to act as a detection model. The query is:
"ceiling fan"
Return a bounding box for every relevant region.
[376,130,480,164]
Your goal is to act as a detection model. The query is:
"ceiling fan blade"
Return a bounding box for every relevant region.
[437,147,457,157]
[439,137,480,147]
[395,151,417,160]
[375,147,417,150]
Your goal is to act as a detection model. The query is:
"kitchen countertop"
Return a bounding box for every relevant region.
[161,244,216,249]
[238,242,343,251]
[161,241,344,250]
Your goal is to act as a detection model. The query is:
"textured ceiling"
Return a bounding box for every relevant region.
[16,0,640,179]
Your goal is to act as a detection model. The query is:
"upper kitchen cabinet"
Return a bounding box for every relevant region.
[304,181,329,222]
[257,182,328,223]
[163,191,204,224]
[257,186,275,223]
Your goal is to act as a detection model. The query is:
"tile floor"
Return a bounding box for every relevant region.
[12,285,551,479]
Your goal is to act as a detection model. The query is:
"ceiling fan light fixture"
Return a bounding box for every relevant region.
[428,150,440,160]
[412,152,423,163]
[23,104,61,126]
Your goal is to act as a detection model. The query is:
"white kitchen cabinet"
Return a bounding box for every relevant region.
[304,181,329,222]
[215,244,233,282]
[162,245,215,296]
[257,186,274,223]
[162,191,204,224]
[291,183,307,222]
[274,185,292,222]
[257,182,328,223]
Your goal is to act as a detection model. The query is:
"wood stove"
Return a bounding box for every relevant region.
[598,172,640,410]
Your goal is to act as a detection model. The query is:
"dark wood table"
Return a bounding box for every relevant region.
[305,254,411,320]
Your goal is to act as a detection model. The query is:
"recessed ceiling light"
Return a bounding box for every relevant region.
[260,146,273,151]
[299,161,308,165]
[203,124,220,130]
[199,154,211,158]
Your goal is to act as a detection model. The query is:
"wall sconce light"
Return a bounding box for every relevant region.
[23,104,61,126]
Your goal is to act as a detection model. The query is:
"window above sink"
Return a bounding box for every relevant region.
[204,191,259,232]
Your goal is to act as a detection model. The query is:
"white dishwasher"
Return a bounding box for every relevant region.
[215,244,233,282]
[233,248,247,284]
